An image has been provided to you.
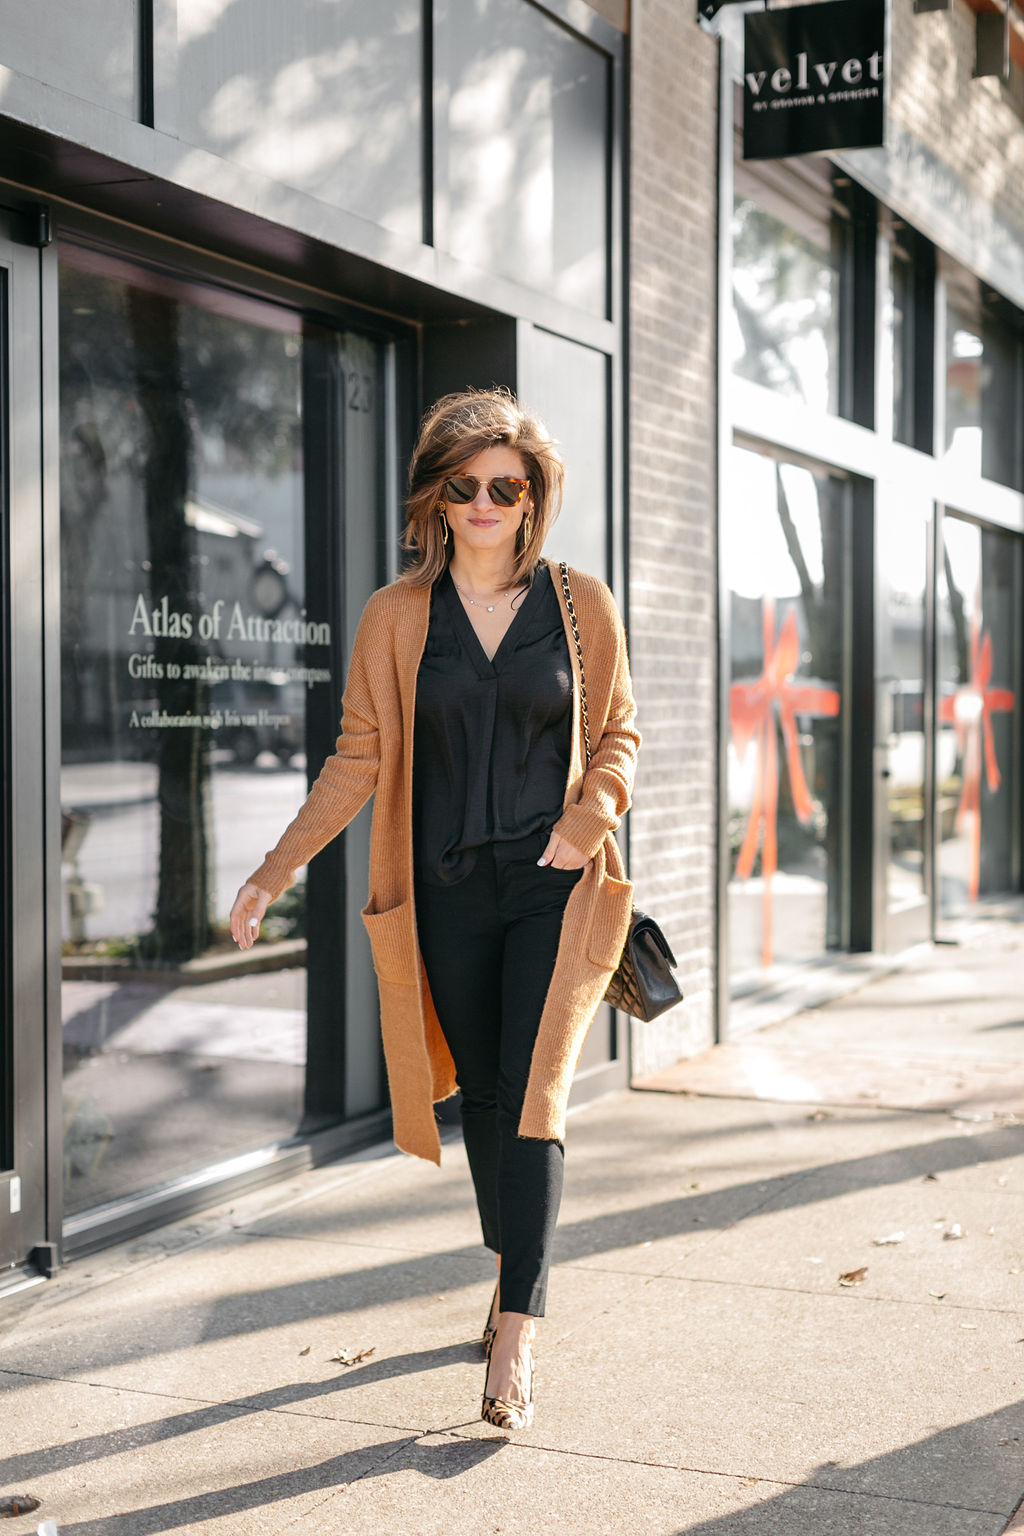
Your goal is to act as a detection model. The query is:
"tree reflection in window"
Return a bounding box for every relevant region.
[729,191,842,414]
[60,256,304,962]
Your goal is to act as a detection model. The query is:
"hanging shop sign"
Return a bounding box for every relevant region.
[743,0,886,161]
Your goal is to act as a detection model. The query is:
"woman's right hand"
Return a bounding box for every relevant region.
[230,882,273,950]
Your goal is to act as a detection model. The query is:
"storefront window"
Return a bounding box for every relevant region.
[443,0,610,317]
[59,249,329,1215]
[937,515,1021,919]
[876,491,929,925]
[888,237,912,444]
[883,216,934,453]
[943,260,1024,489]
[725,447,847,989]
[729,162,845,414]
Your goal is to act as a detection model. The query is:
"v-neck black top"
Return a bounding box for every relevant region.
[412,564,573,886]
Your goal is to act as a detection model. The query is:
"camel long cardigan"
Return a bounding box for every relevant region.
[249,557,640,1165]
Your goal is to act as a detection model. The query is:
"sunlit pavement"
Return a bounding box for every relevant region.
[5,913,1024,1533]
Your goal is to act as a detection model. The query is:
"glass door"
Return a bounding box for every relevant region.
[724,446,848,1000]
[57,244,395,1225]
[936,514,1021,925]
[874,485,931,951]
[0,209,49,1274]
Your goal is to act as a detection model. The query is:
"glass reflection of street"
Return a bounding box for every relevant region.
[60,758,310,1216]
[58,246,317,1217]
[60,758,307,943]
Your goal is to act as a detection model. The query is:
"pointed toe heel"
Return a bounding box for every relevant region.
[480,1392,535,1431]
[481,1347,534,1430]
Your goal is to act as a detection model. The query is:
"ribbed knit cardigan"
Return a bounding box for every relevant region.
[248,558,640,1165]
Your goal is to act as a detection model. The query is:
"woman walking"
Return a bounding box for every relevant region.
[230,389,639,1429]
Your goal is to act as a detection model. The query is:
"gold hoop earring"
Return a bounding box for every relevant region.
[438,508,449,546]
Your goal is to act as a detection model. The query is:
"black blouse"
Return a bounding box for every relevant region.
[413,564,573,885]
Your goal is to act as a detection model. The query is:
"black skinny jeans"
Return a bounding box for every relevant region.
[415,833,581,1317]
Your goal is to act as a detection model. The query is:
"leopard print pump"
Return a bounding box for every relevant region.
[481,1347,534,1430]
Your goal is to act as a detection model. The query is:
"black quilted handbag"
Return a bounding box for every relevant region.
[559,563,683,1022]
[604,909,682,1022]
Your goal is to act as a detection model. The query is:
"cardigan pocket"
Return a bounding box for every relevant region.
[362,898,416,985]
[586,876,634,969]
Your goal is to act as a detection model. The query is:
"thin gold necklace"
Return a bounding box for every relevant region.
[452,576,524,614]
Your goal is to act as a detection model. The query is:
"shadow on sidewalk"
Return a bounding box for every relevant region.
[0,1341,484,1486]
[552,1119,1024,1260]
[35,1434,505,1534]
[5,1117,1024,1393]
[666,1398,1024,1534]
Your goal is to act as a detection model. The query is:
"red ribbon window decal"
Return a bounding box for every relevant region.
[938,613,1015,902]
[730,598,840,970]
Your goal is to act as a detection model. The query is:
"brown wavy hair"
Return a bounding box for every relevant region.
[400,388,565,587]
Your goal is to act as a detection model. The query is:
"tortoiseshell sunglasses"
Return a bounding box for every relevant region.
[443,475,530,508]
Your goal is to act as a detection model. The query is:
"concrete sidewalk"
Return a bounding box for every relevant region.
[4,920,1024,1533]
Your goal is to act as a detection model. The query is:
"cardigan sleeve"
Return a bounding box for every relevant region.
[552,580,641,862]
[247,598,384,901]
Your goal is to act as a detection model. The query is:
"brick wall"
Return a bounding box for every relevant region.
[628,0,720,1075]
[889,0,1024,242]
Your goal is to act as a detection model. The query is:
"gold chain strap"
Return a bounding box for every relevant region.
[559,561,592,766]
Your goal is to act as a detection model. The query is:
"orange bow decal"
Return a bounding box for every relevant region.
[730,599,840,969]
[939,615,1015,902]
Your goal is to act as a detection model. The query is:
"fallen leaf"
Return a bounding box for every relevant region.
[960,1323,978,1331]
[0,1496,41,1517]
[739,1477,759,1487]
[872,1231,905,1246]
[688,1182,702,1190]
[298,1346,311,1357]
[329,1346,376,1366]
[807,1110,833,1121]
[923,1173,939,1182]
[929,1291,947,1300]
[839,1267,868,1287]
[943,1224,967,1241]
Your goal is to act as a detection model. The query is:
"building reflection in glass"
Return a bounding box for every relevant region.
[59,248,319,1214]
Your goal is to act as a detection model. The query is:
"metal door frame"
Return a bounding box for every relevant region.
[0,202,60,1281]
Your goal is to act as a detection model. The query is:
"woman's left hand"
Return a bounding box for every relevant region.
[537,831,590,870]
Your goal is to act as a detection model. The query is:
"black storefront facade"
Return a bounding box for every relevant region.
[0,0,628,1283]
